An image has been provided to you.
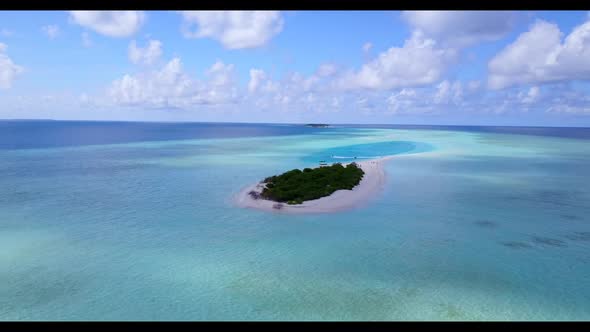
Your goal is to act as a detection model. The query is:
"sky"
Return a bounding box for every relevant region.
[1,10,590,126]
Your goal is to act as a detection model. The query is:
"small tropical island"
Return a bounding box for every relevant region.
[256,163,364,205]
[305,123,330,128]
[235,158,389,214]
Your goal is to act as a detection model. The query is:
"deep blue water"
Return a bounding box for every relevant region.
[2,120,589,150]
[1,121,589,320]
[0,121,330,150]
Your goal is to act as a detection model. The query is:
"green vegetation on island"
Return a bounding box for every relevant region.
[258,163,364,205]
[305,123,330,128]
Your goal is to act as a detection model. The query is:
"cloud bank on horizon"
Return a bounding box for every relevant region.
[1,10,590,125]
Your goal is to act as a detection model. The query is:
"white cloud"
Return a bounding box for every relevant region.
[0,43,23,89]
[109,58,239,108]
[544,86,590,114]
[180,11,283,49]
[488,19,590,89]
[41,25,60,39]
[316,63,338,77]
[288,72,321,93]
[362,42,373,53]
[247,69,281,101]
[206,60,237,93]
[77,92,106,110]
[245,66,348,112]
[387,88,419,114]
[518,86,540,104]
[355,96,376,113]
[385,81,472,115]
[128,39,162,65]
[434,80,463,105]
[109,58,191,107]
[82,32,93,47]
[547,104,590,114]
[69,11,145,37]
[434,81,452,104]
[248,69,266,93]
[246,61,478,116]
[402,11,515,47]
[336,31,457,90]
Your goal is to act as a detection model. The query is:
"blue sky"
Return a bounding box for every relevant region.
[1,10,590,126]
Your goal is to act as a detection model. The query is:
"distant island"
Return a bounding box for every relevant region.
[305,123,330,128]
[253,163,364,205]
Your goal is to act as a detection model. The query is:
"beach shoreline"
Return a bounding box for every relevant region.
[233,157,392,214]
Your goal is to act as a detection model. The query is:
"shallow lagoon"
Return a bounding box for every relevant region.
[0,122,589,320]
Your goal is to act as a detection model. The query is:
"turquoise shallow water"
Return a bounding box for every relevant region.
[1,124,589,320]
[301,140,434,163]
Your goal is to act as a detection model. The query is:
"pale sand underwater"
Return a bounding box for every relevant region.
[234,158,390,214]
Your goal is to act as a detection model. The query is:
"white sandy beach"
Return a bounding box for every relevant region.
[233,157,392,214]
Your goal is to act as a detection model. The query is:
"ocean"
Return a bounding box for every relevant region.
[1,120,589,320]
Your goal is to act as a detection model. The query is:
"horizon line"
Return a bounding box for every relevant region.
[1,118,590,129]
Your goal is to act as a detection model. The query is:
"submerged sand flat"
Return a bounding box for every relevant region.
[234,158,391,214]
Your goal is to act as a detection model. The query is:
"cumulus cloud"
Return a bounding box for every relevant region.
[69,11,145,37]
[41,25,60,39]
[488,19,590,89]
[316,63,338,77]
[545,86,590,114]
[402,11,515,47]
[128,39,162,65]
[387,88,422,114]
[98,15,590,119]
[248,69,268,93]
[384,80,475,115]
[434,80,463,105]
[362,42,373,53]
[0,43,23,89]
[100,62,590,118]
[336,31,457,90]
[245,66,348,112]
[518,86,540,104]
[180,11,283,49]
[246,63,478,116]
[547,104,590,114]
[109,58,238,108]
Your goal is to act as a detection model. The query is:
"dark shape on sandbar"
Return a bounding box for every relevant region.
[474,220,497,228]
[248,190,261,200]
[273,203,284,210]
[531,236,567,247]
[564,232,590,242]
[500,241,532,249]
